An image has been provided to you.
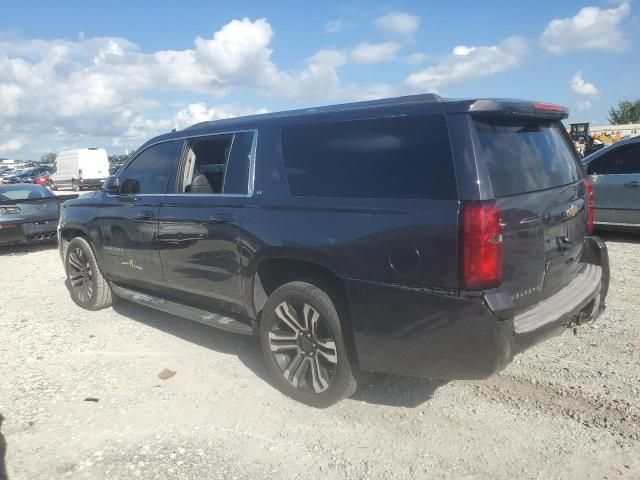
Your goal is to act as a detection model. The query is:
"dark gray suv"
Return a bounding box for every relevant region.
[58,94,610,406]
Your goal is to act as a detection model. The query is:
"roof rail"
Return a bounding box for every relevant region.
[184,93,442,131]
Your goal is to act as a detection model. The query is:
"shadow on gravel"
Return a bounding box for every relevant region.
[0,413,7,480]
[0,241,57,256]
[111,299,444,408]
[597,230,640,245]
[111,299,271,383]
[353,373,447,408]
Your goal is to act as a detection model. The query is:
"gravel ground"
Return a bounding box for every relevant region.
[0,234,639,479]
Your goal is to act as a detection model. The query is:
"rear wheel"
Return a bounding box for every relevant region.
[49,180,57,190]
[260,281,357,407]
[71,180,79,191]
[65,236,112,310]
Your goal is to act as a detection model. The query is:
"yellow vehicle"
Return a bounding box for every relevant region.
[569,122,621,157]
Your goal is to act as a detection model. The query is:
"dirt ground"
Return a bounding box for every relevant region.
[0,233,639,479]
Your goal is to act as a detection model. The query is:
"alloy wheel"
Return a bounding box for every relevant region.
[67,247,94,302]
[267,301,338,393]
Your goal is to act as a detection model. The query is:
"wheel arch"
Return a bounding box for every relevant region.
[248,252,358,367]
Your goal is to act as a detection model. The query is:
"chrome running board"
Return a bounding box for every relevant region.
[111,284,255,335]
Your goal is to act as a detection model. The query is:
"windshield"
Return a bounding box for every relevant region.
[474,119,582,197]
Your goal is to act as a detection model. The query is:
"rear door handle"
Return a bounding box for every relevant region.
[209,213,235,224]
[624,181,640,188]
[136,210,155,220]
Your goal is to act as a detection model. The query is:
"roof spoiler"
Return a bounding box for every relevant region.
[445,99,569,120]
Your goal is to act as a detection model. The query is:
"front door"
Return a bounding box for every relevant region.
[587,143,640,226]
[158,130,255,311]
[96,140,180,291]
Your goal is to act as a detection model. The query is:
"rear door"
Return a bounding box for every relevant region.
[471,117,586,312]
[585,143,640,226]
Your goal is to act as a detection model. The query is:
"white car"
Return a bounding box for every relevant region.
[50,148,110,191]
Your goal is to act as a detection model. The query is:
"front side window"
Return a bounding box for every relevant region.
[180,131,253,195]
[120,141,179,195]
[588,145,640,175]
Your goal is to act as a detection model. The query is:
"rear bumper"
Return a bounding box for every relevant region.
[0,219,58,246]
[79,178,106,188]
[348,236,609,379]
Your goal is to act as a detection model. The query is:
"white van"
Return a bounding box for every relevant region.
[51,148,110,191]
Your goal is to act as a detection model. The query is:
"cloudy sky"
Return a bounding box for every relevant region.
[1,0,638,159]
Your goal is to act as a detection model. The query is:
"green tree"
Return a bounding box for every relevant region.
[608,99,640,124]
[40,152,57,164]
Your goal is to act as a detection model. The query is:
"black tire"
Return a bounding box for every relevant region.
[50,180,57,190]
[260,281,357,407]
[65,236,113,310]
[71,180,79,191]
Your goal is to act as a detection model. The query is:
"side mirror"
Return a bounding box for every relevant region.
[102,175,120,193]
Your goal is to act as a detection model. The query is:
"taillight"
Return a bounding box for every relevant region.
[584,177,594,235]
[533,102,567,113]
[78,169,83,180]
[0,206,21,215]
[461,202,503,290]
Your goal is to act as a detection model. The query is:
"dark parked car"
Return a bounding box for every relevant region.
[3,167,52,185]
[58,95,609,407]
[583,137,640,230]
[0,184,60,246]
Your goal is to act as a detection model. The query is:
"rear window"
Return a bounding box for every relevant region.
[0,185,53,202]
[281,115,456,199]
[473,119,581,197]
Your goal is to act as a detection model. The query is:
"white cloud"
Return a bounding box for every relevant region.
[406,37,528,91]
[350,42,401,64]
[452,46,477,56]
[374,11,420,37]
[2,17,404,157]
[406,52,428,65]
[308,49,349,68]
[569,71,599,96]
[173,103,269,130]
[577,100,593,112]
[540,3,631,54]
[325,20,343,34]
[0,17,347,127]
[0,138,23,154]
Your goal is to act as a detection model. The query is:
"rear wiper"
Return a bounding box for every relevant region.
[517,124,543,133]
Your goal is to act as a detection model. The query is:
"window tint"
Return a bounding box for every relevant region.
[473,119,581,197]
[281,115,456,199]
[120,141,178,195]
[588,144,640,175]
[180,131,253,194]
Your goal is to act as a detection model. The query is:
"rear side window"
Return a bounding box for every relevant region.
[281,115,456,199]
[179,131,253,195]
[473,119,581,197]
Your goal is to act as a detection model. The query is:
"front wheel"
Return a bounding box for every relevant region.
[260,281,357,407]
[65,236,113,310]
[71,180,79,191]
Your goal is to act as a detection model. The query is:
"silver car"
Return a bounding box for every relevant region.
[583,137,640,230]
